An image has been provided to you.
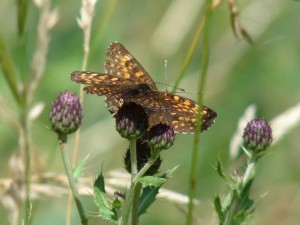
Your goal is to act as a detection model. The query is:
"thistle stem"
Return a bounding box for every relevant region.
[223,152,258,225]
[119,138,137,225]
[132,182,142,225]
[119,141,162,225]
[134,147,161,182]
[242,153,258,187]
[59,135,88,225]
[130,138,138,181]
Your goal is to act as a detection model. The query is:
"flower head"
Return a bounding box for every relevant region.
[50,91,82,136]
[124,139,162,176]
[115,103,148,139]
[147,124,175,150]
[243,118,273,152]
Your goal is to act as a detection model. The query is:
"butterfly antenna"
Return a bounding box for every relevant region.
[155,81,186,93]
[164,60,168,92]
[155,60,187,93]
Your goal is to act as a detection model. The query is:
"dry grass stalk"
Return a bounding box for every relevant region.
[28,0,59,104]
[226,0,253,44]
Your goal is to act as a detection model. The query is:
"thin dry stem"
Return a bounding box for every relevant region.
[67,1,97,224]
[226,0,253,44]
[27,0,59,105]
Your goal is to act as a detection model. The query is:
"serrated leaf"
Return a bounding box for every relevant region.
[222,191,235,212]
[137,169,172,216]
[216,160,226,180]
[137,176,166,188]
[214,195,224,223]
[93,173,118,223]
[94,172,106,193]
[138,185,159,216]
[161,165,179,179]
[73,154,89,183]
[216,160,238,190]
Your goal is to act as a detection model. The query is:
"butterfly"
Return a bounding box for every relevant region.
[71,42,217,133]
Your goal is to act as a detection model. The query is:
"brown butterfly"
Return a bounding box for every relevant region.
[71,42,217,133]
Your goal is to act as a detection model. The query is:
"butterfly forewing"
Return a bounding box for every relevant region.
[105,42,158,91]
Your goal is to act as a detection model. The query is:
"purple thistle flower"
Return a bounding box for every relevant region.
[50,91,82,136]
[243,118,273,152]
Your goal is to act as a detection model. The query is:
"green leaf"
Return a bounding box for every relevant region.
[73,154,89,183]
[222,191,235,213]
[137,176,166,188]
[216,160,237,189]
[94,172,106,193]
[138,185,159,216]
[93,173,118,224]
[216,160,226,180]
[214,195,224,223]
[112,198,122,209]
[17,0,29,36]
[0,34,21,104]
[137,168,175,216]
[240,178,254,208]
[161,165,179,179]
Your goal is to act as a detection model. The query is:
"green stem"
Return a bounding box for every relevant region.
[242,153,258,188]
[130,139,138,181]
[223,192,238,225]
[129,139,140,225]
[186,2,212,225]
[119,139,137,225]
[223,153,258,225]
[134,147,161,183]
[131,183,142,225]
[172,3,208,92]
[119,143,162,225]
[59,135,88,225]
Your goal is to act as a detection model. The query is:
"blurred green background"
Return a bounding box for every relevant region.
[1,0,300,224]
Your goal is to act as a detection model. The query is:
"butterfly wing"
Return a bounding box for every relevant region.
[105,42,158,91]
[71,71,133,86]
[123,91,217,133]
[83,85,127,113]
[70,43,217,133]
[71,42,158,113]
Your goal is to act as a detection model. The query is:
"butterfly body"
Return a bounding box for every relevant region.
[71,42,217,133]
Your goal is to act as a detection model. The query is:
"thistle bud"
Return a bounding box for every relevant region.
[243,118,273,152]
[50,92,82,136]
[147,124,175,150]
[115,103,148,139]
